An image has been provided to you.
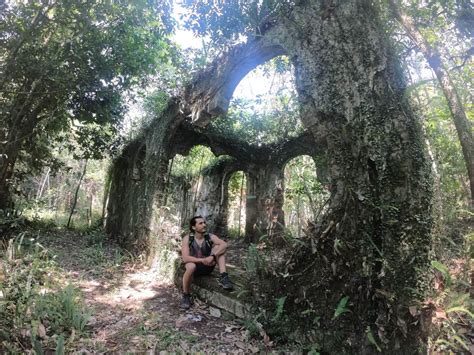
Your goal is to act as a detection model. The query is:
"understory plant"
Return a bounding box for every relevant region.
[429,228,473,353]
[0,234,91,353]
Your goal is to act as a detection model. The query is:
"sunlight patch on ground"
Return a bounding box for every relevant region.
[76,266,168,310]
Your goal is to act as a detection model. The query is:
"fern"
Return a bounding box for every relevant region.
[366,326,381,352]
[271,296,287,322]
[55,334,65,355]
[332,296,350,320]
[431,260,452,287]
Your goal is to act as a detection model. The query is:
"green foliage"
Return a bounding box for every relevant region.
[332,296,350,320]
[181,0,296,48]
[0,207,27,237]
[17,156,107,230]
[431,260,452,287]
[0,0,176,204]
[284,155,329,236]
[227,171,246,233]
[429,231,473,353]
[366,326,382,352]
[0,234,91,353]
[390,0,473,216]
[55,334,65,355]
[271,296,287,322]
[210,56,303,146]
[35,284,91,334]
[171,145,217,178]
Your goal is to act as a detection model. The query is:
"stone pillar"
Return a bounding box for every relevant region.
[194,157,241,237]
[245,164,285,243]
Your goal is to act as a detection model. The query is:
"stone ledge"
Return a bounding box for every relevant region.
[175,264,252,319]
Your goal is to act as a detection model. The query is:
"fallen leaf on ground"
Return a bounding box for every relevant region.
[235,341,248,350]
[435,309,447,319]
[249,345,260,353]
[263,333,271,346]
[225,325,239,333]
[175,315,188,328]
[209,307,222,318]
[37,323,47,338]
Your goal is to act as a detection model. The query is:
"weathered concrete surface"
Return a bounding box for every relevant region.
[174,264,252,319]
[107,1,434,351]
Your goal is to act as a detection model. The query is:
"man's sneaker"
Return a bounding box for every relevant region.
[218,272,234,291]
[179,293,192,310]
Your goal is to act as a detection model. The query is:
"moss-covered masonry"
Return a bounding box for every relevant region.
[106,1,433,352]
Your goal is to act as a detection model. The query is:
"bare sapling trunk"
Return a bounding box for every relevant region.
[389,0,474,206]
[67,160,88,228]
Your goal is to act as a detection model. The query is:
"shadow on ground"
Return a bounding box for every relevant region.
[36,228,274,353]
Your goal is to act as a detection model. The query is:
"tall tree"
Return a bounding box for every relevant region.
[0,0,173,209]
[388,0,474,205]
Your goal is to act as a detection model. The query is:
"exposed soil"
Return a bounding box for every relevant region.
[39,230,272,353]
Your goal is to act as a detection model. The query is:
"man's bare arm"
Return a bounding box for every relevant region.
[210,234,228,257]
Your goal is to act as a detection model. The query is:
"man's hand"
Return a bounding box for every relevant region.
[202,256,216,266]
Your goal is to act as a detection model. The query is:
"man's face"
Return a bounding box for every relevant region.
[192,218,207,233]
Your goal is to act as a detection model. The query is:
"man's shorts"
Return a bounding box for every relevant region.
[194,263,215,276]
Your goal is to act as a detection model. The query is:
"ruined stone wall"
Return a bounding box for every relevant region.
[253,1,433,351]
[106,101,184,255]
[194,157,243,237]
[106,1,433,351]
[245,163,285,243]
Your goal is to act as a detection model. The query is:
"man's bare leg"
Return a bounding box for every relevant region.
[214,251,233,290]
[216,253,227,273]
[180,263,196,309]
[182,262,196,293]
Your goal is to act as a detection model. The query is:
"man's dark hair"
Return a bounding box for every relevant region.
[189,215,204,232]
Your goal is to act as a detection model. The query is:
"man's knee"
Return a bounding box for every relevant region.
[185,262,196,273]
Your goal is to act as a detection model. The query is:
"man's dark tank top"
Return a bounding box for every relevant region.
[190,238,212,258]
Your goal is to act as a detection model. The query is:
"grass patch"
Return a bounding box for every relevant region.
[0,234,92,353]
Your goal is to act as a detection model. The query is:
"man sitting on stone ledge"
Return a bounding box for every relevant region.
[180,215,234,310]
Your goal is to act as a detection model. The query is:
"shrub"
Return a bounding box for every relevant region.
[0,234,91,353]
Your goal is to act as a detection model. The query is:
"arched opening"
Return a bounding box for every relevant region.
[206,55,305,243]
[164,145,217,228]
[226,170,246,238]
[104,6,435,349]
[283,155,330,237]
[209,55,302,147]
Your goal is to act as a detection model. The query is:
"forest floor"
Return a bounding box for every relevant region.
[2,220,472,353]
[35,227,277,353]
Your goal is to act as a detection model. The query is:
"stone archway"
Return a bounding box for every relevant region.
[193,157,245,237]
[106,1,433,352]
[283,155,328,238]
[225,170,246,237]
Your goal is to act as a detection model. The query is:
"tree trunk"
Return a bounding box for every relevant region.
[0,78,50,210]
[67,160,87,228]
[388,0,474,205]
[36,167,50,199]
[0,141,20,210]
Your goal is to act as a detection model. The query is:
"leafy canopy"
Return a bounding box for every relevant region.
[180,0,297,48]
[209,56,304,146]
[1,0,174,168]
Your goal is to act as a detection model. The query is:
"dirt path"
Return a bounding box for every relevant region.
[41,230,267,353]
